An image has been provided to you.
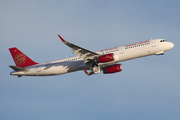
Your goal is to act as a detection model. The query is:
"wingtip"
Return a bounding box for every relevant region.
[58,35,66,42]
[84,70,89,75]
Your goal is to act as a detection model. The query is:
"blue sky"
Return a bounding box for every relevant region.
[1,0,180,120]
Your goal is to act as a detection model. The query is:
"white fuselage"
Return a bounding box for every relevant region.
[10,39,174,76]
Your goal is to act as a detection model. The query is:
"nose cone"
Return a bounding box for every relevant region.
[165,42,174,51]
[169,42,174,49]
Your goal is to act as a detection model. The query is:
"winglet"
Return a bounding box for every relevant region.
[58,35,66,43]
[84,70,89,75]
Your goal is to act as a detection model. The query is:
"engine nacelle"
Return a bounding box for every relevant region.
[96,53,114,63]
[103,64,122,74]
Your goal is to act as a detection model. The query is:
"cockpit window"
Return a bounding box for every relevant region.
[160,40,167,42]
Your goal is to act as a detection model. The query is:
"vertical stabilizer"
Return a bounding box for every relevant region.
[9,47,38,68]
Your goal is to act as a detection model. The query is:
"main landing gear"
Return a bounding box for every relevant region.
[88,63,101,76]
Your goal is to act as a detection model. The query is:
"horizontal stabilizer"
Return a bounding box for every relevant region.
[9,65,27,72]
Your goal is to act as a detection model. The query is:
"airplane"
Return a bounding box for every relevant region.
[9,35,174,77]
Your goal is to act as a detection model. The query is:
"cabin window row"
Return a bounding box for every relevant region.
[125,43,150,49]
[101,49,119,54]
[45,58,78,66]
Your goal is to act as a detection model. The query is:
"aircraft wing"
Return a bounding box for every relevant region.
[58,35,99,62]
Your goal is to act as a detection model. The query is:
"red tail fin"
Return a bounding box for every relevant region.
[9,47,38,68]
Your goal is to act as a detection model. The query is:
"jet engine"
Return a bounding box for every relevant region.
[95,53,114,63]
[103,64,122,74]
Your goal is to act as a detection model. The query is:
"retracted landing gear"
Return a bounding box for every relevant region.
[88,63,101,76]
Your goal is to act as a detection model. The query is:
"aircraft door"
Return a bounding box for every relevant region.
[36,67,43,75]
[151,40,156,47]
[119,47,124,54]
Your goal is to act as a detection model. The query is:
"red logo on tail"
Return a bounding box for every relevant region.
[14,53,26,65]
[9,47,38,68]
